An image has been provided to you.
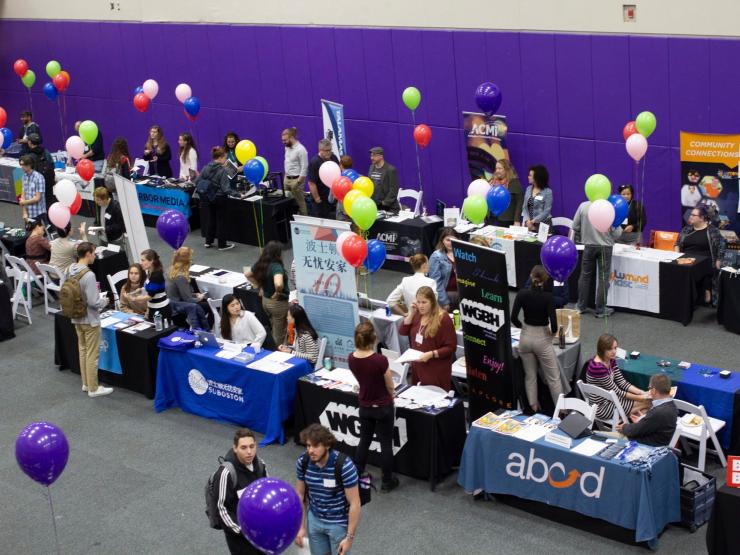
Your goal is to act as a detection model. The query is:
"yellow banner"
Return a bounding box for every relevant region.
[680,132,740,168]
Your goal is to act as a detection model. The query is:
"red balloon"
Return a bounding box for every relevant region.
[13,59,28,77]
[413,124,432,148]
[76,159,95,181]
[341,235,368,268]
[69,192,82,216]
[183,109,197,122]
[53,72,69,92]
[0,107,6,128]
[133,93,150,112]
[60,70,71,88]
[331,176,353,202]
[623,121,638,141]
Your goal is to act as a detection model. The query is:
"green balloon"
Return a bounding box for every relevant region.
[253,156,269,180]
[46,60,61,79]
[21,69,36,89]
[402,86,421,111]
[635,111,656,138]
[584,173,612,201]
[351,196,378,231]
[463,195,487,224]
[79,120,99,146]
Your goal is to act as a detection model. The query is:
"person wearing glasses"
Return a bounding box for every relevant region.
[307,139,338,219]
[18,154,47,223]
[615,373,677,447]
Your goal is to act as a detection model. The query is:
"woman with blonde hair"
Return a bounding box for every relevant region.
[166,246,211,330]
[488,158,523,228]
[143,125,173,177]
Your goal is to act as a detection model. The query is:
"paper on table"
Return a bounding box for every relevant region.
[616,347,627,360]
[262,351,294,363]
[570,438,608,457]
[189,264,209,273]
[215,349,241,360]
[100,315,123,328]
[513,425,550,442]
[247,358,292,374]
[323,368,358,386]
[397,385,447,405]
[396,349,424,364]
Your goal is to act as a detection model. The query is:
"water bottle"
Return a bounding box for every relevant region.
[385,304,391,317]
[154,311,163,331]
[558,325,566,349]
[453,309,460,330]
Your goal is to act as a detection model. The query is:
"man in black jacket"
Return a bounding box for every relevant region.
[616,374,677,446]
[216,428,268,555]
[18,111,42,155]
[93,186,126,248]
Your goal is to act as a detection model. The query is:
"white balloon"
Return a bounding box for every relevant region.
[587,199,616,233]
[65,136,85,160]
[467,178,490,198]
[55,179,78,207]
[318,161,341,188]
[175,83,192,104]
[143,79,159,100]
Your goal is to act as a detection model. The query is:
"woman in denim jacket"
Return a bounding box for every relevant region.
[522,165,553,231]
[428,227,459,311]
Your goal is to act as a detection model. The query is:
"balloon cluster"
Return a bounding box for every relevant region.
[133,79,159,112]
[402,86,432,149]
[235,140,269,185]
[623,111,656,162]
[65,120,99,182]
[461,178,511,225]
[175,83,201,121]
[49,179,82,229]
[0,107,10,149]
[13,58,37,89]
[42,60,71,100]
[336,230,386,273]
[583,174,629,233]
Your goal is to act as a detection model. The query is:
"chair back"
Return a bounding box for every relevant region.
[652,231,679,251]
[576,380,628,429]
[107,270,129,300]
[397,188,423,216]
[315,337,328,370]
[36,263,65,289]
[7,255,44,289]
[551,217,575,240]
[207,297,222,333]
[553,394,597,424]
[389,360,409,386]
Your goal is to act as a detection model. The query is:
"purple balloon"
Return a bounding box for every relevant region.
[156,209,189,250]
[238,477,302,555]
[475,82,502,115]
[15,422,69,486]
[540,235,578,283]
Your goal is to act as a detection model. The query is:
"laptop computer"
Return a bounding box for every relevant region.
[196,330,222,349]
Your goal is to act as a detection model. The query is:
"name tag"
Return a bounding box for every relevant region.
[323,478,336,488]
[415,332,424,345]
[535,195,543,201]
[104,213,112,220]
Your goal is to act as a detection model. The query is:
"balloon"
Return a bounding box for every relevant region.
[60,70,71,88]
[364,239,386,273]
[1,128,13,149]
[318,161,341,187]
[43,82,58,101]
[463,195,488,224]
[133,93,150,113]
[467,178,490,198]
[342,234,368,268]
[76,159,95,181]
[350,196,378,231]
[253,156,269,181]
[133,85,144,95]
[183,96,200,117]
[475,81,502,115]
[175,83,192,103]
[343,189,365,218]
[237,478,302,555]
[69,192,82,216]
[48,202,71,229]
[587,199,616,233]
[142,78,159,99]
[156,209,189,250]
[623,121,637,141]
[625,133,648,162]
[235,140,257,164]
[486,185,511,217]
[243,158,266,184]
[342,169,360,182]
[183,109,198,122]
[52,71,69,92]
[21,69,36,89]
[331,176,353,202]
[13,59,29,77]
[608,194,629,228]
[540,236,578,283]
[55,179,78,207]
[46,60,61,79]
[336,231,354,256]
[584,174,611,201]
[352,176,374,198]
[402,86,421,111]
[15,422,69,486]
[635,111,656,138]
[65,136,86,160]
[78,120,98,145]
[413,124,432,148]
[0,107,6,128]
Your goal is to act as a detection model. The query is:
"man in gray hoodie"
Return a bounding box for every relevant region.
[572,200,622,318]
[68,242,114,397]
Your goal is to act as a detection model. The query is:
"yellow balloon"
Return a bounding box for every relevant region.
[353,176,374,198]
[235,140,257,164]
[343,189,366,218]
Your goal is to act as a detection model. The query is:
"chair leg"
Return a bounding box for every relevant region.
[710,433,727,467]
[698,439,707,472]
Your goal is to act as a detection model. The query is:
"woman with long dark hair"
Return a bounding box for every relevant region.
[119,263,147,315]
[140,248,171,320]
[522,164,553,231]
[428,227,459,311]
[105,137,131,180]
[246,241,289,345]
[219,293,267,348]
[143,125,173,178]
[177,132,198,180]
[616,184,647,245]
[278,304,319,364]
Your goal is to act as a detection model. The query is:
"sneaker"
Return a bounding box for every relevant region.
[204,243,212,249]
[380,476,400,493]
[594,308,615,318]
[218,243,235,251]
[82,385,88,392]
[88,386,114,398]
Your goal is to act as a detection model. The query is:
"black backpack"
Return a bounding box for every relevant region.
[195,173,219,203]
[205,456,266,529]
[300,452,374,508]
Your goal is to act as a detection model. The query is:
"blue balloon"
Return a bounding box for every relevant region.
[608,194,629,228]
[342,169,360,182]
[1,128,13,149]
[183,96,201,117]
[243,158,265,185]
[43,82,58,101]
[363,239,386,273]
[134,85,144,95]
[486,184,511,217]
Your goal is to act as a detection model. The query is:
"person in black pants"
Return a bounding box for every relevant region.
[307,138,338,219]
[348,322,399,493]
[200,146,234,251]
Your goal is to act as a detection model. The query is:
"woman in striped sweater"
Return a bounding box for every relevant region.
[586,334,651,421]
[140,249,172,321]
[278,304,319,365]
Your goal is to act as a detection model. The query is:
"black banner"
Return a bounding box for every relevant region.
[452,239,515,418]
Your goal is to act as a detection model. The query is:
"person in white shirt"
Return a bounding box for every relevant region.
[178,132,198,180]
[49,221,88,274]
[219,294,267,349]
[282,127,309,215]
[386,254,436,316]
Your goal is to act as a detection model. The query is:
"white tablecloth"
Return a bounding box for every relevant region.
[194,270,247,302]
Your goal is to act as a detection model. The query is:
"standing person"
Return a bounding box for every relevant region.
[616,184,647,246]
[282,127,309,216]
[368,147,400,213]
[49,222,87,274]
[75,120,105,172]
[348,322,399,493]
[24,219,50,275]
[18,154,46,223]
[521,164,553,231]
[277,304,319,365]
[386,254,436,316]
[307,139,339,219]
[26,133,55,211]
[18,111,42,155]
[428,227,459,311]
[67,242,113,397]
[143,125,173,178]
[105,137,132,181]
[487,158,523,228]
[93,187,126,250]
[215,428,268,555]
[573,200,622,318]
[177,132,198,180]
[511,265,562,412]
[294,424,361,555]
[219,294,267,348]
[140,249,171,321]
[334,155,354,221]
[675,205,725,305]
[246,241,289,345]
[223,132,243,170]
[399,286,457,391]
[166,247,211,330]
[200,146,235,251]
[119,263,148,315]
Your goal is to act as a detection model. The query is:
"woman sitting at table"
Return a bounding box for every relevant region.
[49,221,87,274]
[177,132,198,180]
[219,293,267,349]
[166,247,211,330]
[428,227,459,311]
[119,263,147,315]
[616,184,647,246]
[386,254,436,316]
[487,158,523,228]
[399,286,457,391]
[278,304,319,365]
[143,125,173,178]
[586,334,651,422]
[246,241,289,346]
[24,219,50,275]
[140,249,171,321]
[521,164,553,231]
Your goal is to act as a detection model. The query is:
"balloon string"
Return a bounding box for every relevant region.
[601,247,609,329]
[27,89,34,114]
[46,487,62,555]
[62,94,68,139]
[411,110,423,197]
[259,196,265,249]
[639,153,647,244]
[252,201,263,249]
[57,98,65,147]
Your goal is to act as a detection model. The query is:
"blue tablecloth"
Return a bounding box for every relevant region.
[154,343,313,445]
[98,311,136,374]
[458,422,680,543]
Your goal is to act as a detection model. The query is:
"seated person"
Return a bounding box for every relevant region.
[24,219,50,275]
[278,304,319,365]
[166,247,211,330]
[218,294,267,349]
[615,374,677,446]
[385,254,436,316]
[49,222,87,274]
[119,263,148,315]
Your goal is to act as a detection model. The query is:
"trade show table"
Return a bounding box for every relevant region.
[367,214,443,273]
[706,484,740,555]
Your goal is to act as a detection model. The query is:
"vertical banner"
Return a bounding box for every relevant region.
[114,174,150,261]
[452,239,515,419]
[292,217,359,367]
[321,99,347,159]
[463,112,509,181]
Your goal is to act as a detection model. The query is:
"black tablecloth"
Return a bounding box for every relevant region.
[717,271,740,334]
[201,194,295,246]
[91,251,129,294]
[232,284,277,351]
[0,231,27,257]
[706,485,740,555]
[0,282,14,341]
[367,217,443,273]
[294,379,466,489]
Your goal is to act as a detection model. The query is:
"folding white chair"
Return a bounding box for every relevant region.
[551,216,575,240]
[314,337,328,370]
[207,298,222,333]
[5,255,44,324]
[576,380,628,431]
[107,270,128,309]
[36,263,65,315]
[669,399,726,472]
[553,394,597,424]
[389,360,409,387]
[397,188,423,216]
[132,158,149,176]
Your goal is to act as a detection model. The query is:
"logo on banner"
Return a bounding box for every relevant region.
[460,299,505,332]
[188,369,209,395]
[376,231,397,243]
[610,270,649,290]
[319,402,407,455]
[100,339,109,352]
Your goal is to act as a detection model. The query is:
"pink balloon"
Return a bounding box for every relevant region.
[626,133,648,162]
[175,83,192,104]
[467,178,490,198]
[318,161,341,188]
[336,231,355,256]
[48,202,71,229]
[142,79,159,100]
[65,136,85,160]
[588,199,616,233]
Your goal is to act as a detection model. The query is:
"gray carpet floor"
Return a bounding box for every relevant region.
[0,202,732,554]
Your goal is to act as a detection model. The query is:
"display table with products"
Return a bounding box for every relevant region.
[717,269,740,334]
[367,215,444,273]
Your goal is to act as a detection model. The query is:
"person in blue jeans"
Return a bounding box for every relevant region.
[295,424,361,555]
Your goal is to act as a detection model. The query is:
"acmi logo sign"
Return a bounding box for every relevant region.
[506,448,605,498]
[319,402,408,455]
[376,232,397,243]
[460,299,505,333]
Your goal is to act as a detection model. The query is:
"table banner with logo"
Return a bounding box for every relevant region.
[136,184,192,217]
[367,217,443,273]
[607,251,661,313]
[453,239,515,418]
[154,344,313,446]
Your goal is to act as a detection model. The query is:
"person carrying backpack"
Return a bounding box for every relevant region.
[27,133,56,213]
[198,146,234,251]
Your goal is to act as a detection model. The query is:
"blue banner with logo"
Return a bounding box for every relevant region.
[136,184,192,217]
[321,99,347,158]
[98,312,131,374]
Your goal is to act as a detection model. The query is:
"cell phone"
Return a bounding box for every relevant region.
[213,270,228,277]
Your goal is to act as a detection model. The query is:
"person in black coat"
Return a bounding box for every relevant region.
[93,186,125,244]
[616,373,677,446]
[143,124,173,178]
[199,146,234,251]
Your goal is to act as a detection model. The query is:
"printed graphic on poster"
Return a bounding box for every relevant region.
[292,220,359,367]
[679,132,740,235]
[452,239,514,418]
[321,99,347,159]
[463,112,509,181]
[0,162,23,203]
[136,184,192,217]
